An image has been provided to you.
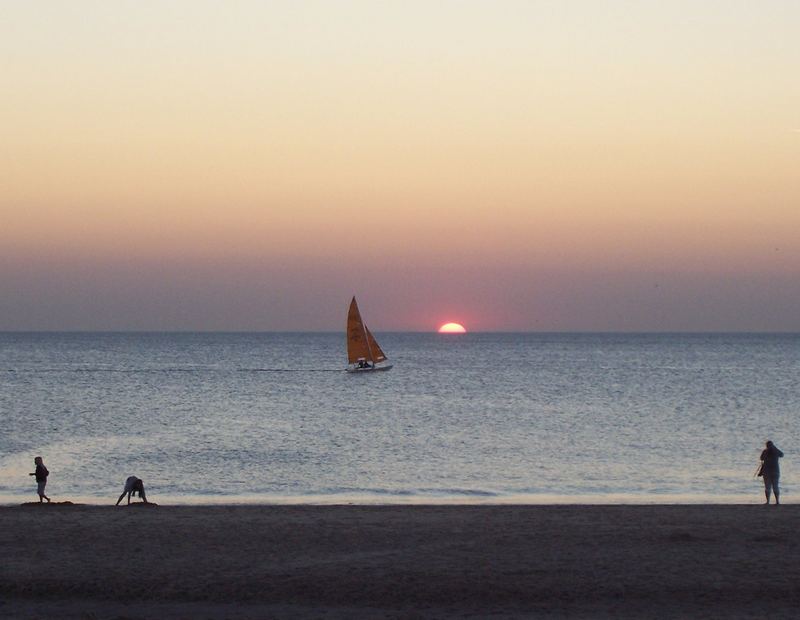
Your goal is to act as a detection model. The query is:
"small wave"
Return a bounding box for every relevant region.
[306,487,500,498]
[415,488,500,497]
[3,367,343,374]
[3,367,212,373]
[240,368,343,373]
[308,487,414,497]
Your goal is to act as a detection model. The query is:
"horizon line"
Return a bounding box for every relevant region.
[2,329,800,335]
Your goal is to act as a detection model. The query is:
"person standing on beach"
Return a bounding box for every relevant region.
[760,440,784,505]
[116,476,149,505]
[28,456,50,503]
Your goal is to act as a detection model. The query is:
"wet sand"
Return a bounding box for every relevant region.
[1,504,798,618]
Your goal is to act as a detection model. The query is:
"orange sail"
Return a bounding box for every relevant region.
[347,296,389,365]
[347,297,372,364]
[365,326,387,363]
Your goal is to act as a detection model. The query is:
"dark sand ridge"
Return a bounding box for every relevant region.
[2,504,798,619]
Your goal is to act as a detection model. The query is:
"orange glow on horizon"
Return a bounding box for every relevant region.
[438,322,467,334]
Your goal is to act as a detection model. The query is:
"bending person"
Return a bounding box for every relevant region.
[116,476,148,506]
[760,440,784,505]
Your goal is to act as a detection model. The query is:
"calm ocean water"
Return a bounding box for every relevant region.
[1,332,797,504]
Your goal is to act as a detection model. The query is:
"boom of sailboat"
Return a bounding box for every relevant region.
[346,297,393,372]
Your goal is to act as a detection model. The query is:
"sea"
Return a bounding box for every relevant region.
[1,332,797,505]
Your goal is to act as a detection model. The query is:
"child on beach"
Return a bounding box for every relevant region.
[28,456,50,503]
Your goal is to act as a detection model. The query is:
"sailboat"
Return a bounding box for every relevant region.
[346,296,393,372]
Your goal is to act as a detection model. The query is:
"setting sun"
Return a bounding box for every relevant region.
[438,322,467,334]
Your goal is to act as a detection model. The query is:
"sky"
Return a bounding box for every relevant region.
[1,1,799,331]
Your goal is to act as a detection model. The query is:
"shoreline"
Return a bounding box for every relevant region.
[3,504,798,618]
[0,491,776,507]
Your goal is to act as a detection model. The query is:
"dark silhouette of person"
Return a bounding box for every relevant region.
[28,456,50,503]
[760,440,784,505]
[116,476,148,505]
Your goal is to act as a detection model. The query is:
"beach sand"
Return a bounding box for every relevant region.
[1,504,797,618]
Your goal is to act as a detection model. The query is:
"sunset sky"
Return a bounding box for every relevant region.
[2,1,798,331]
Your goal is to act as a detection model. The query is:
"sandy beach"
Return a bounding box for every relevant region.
[1,504,798,618]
